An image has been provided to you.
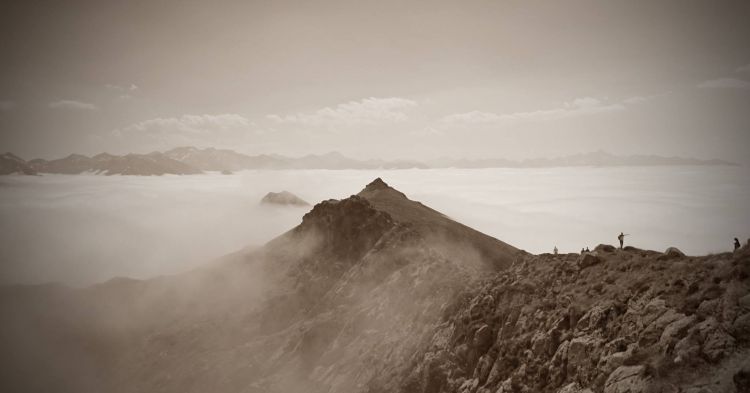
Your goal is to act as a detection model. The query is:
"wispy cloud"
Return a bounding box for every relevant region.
[267,97,417,127]
[441,97,624,125]
[117,114,251,136]
[105,83,138,91]
[736,64,750,73]
[49,100,97,111]
[112,113,257,149]
[697,78,750,89]
[0,100,15,111]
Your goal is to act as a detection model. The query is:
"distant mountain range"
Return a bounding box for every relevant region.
[0,147,737,176]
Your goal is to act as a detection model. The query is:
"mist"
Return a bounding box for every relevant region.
[1,166,748,287]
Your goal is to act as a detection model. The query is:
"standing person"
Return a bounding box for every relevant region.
[554,246,558,255]
[618,232,625,249]
[735,237,742,251]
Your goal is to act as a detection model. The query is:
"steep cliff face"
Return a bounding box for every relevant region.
[1,179,746,393]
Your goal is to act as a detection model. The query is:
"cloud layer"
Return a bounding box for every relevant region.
[697,78,750,89]
[49,100,97,111]
[268,97,417,127]
[441,97,625,125]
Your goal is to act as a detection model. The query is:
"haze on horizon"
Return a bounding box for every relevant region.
[1,0,750,164]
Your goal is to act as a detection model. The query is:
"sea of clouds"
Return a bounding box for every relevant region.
[1,166,748,286]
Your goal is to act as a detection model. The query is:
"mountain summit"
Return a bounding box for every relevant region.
[1,180,747,393]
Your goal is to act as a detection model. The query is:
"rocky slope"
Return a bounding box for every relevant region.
[397,244,750,393]
[0,179,747,393]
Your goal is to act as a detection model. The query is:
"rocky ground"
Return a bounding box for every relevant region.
[0,179,747,393]
[398,244,750,393]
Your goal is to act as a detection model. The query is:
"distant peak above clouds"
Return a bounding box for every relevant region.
[0,147,736,177]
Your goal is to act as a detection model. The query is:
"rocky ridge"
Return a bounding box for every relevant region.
[397,244,750,393]
[0,179,747,393]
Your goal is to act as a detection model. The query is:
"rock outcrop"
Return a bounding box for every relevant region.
[398,243,750,393]
[261,191,310,206]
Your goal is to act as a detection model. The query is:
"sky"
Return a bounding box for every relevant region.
[1,0,749,163]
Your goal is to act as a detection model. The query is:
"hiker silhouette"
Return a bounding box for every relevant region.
[618,232,628,249]
[735,237,741,251]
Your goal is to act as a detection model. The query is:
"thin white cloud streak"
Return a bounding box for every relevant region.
[0,100,15,111]
[49,100,97,111]
[697,78,750,89]
[441,97,625,125]
[736,64,750,73]
[267,97,417,127]
[116,114,252,136]
[105,83,138,91]
[111,114,259,149]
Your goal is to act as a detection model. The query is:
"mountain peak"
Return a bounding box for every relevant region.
[364,177,389,190]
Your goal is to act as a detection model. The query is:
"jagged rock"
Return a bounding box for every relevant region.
[578,253,602,269]
[567,336,604,384]
[474,324,494,355]
[557,382,594,393]
[598,348,629,376]
[260,190,310,206]
[658,314,695,354]
[577,301,621,332]
[693,317,735,363]
[639,308,683,346]
[604,366,649,393]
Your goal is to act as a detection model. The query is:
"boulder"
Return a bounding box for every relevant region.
[658,314,695,354]
[693,317,735,363]
[639,308,682,346]
[567,336,604,384]
[578,253,602,270]
[604,366,649,393]
[595,244,617,253]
